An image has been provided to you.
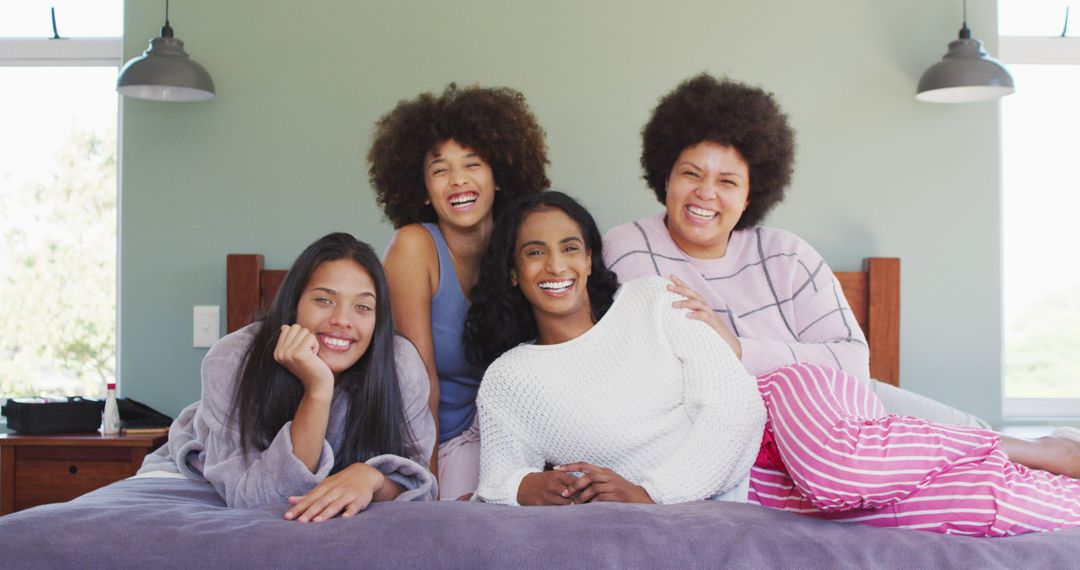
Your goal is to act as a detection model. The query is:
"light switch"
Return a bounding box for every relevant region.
[193,305,220,348]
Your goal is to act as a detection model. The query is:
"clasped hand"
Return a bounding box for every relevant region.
[517,462,653,506]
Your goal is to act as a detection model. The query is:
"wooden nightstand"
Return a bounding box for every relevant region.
[0,432,167,515]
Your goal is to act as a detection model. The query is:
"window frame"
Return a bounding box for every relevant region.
[998,36,1080,420]
[0,37,121,66]
[0,36,121,429]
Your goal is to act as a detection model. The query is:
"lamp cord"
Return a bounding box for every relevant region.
[958,0,971,39]
[160,0,175,38]
[50,7,61,39]
[1062,6,1071,38]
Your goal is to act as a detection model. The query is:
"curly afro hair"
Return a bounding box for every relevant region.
[367,84,550,229]
[641,74,796,229]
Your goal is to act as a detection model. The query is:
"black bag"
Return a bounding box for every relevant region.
[117,398,173,430]
[1,397,103,434]
[1,397,174,434]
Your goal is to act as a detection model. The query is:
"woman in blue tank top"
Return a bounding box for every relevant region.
[368,84,550,499]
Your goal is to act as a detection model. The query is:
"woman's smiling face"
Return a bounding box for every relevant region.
[664,141,750,259]
[294,259,377,376]
[423,139,498,231]
[511,207,594,340]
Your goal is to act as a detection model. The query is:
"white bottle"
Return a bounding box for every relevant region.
[102,382,121,435]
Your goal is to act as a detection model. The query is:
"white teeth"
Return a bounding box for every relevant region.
[449,194,478,205]
[687,205,717,219]
[322,336,351,348]
[539,280,573,291]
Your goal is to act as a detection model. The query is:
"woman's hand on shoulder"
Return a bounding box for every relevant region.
[516,470,583,506]
[274,324,334,398]
[667,275,742,359]
[284,462,398,522]
[557,462,654,504]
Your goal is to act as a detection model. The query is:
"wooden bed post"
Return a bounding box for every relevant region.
[866,258,900,386]
[227,254,264,334]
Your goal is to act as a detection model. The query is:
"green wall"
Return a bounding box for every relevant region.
[121,0,1004,424]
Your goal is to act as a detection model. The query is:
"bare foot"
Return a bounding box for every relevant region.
[1000,433,1080,479]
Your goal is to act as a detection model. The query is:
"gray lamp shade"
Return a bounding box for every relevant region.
[916,36,1014,103]
[117,32,215,102]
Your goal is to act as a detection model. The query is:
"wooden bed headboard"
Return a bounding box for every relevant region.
[226,254,901,386]
[835,258,900,386]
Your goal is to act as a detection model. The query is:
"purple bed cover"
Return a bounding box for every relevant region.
[1,476,1078,569]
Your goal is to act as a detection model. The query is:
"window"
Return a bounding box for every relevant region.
[999,1,1080,417]
[0,2,121,402]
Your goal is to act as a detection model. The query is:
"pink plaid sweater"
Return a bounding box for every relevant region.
[603,214,870,380]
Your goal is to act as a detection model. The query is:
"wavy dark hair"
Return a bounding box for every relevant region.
[641,73,796,229]
[232,233,417,471]
[464,191,620,366]
[367,83,550,229]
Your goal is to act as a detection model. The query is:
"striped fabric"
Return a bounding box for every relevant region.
[748,363,1080,536]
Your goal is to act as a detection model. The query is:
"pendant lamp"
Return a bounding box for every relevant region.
[916,0,1014,103]
[116,0,215,102]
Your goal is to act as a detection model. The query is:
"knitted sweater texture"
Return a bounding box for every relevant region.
[474,277,767,506]
[603,215,870,380]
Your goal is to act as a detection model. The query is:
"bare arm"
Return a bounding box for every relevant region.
[289,393,333,472]
[383,225,442,471]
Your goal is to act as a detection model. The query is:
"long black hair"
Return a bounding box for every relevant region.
[464,191,620,366]
[232,233,417,470]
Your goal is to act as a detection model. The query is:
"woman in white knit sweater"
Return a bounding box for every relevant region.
[463,191,767,506]
[461,192,1080,536]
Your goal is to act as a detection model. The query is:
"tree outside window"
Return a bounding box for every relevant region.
[1,1,121,400]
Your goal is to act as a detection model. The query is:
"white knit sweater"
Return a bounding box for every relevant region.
[474,276,767,506]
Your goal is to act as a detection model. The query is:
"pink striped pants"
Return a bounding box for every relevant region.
[747,363,1080,536]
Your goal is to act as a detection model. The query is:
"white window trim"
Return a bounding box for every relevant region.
[1000,36,1080,64]
[1003,398,1080,420]
[0,37,120,67]
[998,34,1080,420]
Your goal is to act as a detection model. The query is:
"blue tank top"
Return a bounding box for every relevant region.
[421,224,486,443]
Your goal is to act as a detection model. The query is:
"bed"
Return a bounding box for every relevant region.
[2,255,1078,569]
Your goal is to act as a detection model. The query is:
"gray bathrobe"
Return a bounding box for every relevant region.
[139,323,437,506]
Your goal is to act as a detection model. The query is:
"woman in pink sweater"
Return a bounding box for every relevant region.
[602,74,1080,479]
[465,191,1080,536]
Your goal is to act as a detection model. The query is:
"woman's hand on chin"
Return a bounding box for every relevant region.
[517,470,584,506]
[274,324,335,397]
[668,276,742,359]
[556,462,654,504]
[284,463,397,522]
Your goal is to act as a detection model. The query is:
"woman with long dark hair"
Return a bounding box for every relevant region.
[464,191,618,367]
[464,192,1080,536]
[465,191,762,505]
[139,233,436,521]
